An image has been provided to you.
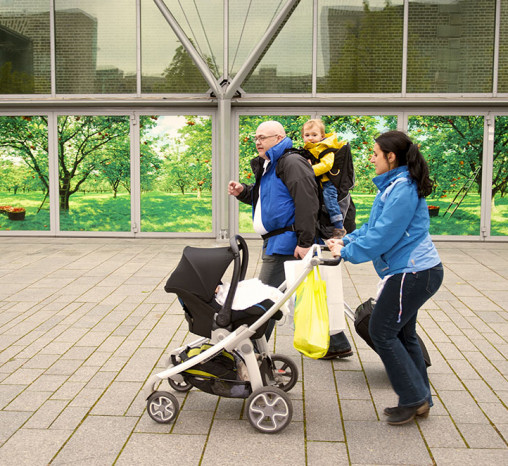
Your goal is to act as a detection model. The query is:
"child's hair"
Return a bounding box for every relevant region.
[302,119,325,137]
[374,130,433,198]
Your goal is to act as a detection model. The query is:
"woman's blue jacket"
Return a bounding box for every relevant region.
[341,166,441,278]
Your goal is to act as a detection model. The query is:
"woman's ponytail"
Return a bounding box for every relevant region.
[375,131,433,198]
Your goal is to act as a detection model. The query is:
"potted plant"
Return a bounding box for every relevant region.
[7,207,26,220]
[428,205,440,217]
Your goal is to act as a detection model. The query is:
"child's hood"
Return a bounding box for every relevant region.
[303,132,346,157]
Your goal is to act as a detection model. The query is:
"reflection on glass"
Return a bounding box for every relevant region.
[499,0,508,92]
[55,0,136,94]
[0,116,50,231]
[228,0,284,78]
[58,115,131,232]
[141,0,210,93]
[242,0,312,93]
[492,117,508,236]
[407,0,495,93]
[408,115,484,235]
[322,115,397,227]
[0,1,51,94]
[139,115,212,232]
[317,0,403,93]
[238,115,310,233]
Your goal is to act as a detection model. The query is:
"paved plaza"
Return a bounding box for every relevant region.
[0,236,507,465]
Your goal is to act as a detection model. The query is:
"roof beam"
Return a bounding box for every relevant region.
[153,0,221,97]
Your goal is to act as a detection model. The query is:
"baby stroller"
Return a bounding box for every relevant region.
[145,235,338,434]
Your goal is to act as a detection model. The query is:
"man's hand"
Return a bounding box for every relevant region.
[228,181,244,197]
[294,245,310,259]
[326,238,344,258]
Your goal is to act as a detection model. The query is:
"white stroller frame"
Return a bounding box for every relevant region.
[145,238,340,434]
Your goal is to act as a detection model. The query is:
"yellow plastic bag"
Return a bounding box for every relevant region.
[293,267,330,359]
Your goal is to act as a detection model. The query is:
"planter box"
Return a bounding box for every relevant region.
[428,207,440,217]
[7,211,26,220]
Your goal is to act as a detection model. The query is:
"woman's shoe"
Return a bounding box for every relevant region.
[385,401,430,425]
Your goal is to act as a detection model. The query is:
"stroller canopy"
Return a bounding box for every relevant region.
[165,245,235,302]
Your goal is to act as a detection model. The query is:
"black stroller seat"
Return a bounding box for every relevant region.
[165,236,283,339]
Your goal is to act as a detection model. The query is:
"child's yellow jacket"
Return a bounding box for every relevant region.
[303,133,347,183]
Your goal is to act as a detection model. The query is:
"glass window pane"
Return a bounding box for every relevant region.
[408,115,484,235]
[0,1,51,94]
[55,1,136,94]
[407,0,495,93]
[0,116,50,231]
[492,116,508,236]
[58,115,131,232]
[321,115,397,228]
[242,0,312,93]
[317,0,403,93]
[141,0,210,93]
[238,115,311,233]
[140,115,212,232]
[228,0,285,78]
[499,0,508,92]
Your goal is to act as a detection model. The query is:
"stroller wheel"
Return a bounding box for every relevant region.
[269,354,298,392]
[168,377,192,392]
[246,387,293,434]
[146,391,179,424]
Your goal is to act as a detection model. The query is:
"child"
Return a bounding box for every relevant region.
[302,119,347,239]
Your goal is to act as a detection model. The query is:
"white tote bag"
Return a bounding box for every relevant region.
[284,253,346,333]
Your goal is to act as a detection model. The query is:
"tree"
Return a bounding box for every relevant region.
[173,117,213,198]
[408,115,507,201]
[57,116,131,210]
[0,116,49,195]
[155,43,213,93]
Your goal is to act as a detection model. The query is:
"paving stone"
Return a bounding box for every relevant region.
[418,415,465,448]
[0,411,31,444]
[431,447,508,464]
[202,419,305,465]
[307,440,349,466]
[91,381,142,416]
[52,415,137,465]
[305,389,343,441]
[439,390,489,424]
[458,422,507,449]
[24,399,68,429]
[0,428,71,465]
[345,420,432,464]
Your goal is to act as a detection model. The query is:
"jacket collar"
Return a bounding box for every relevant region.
[373,166,410,191]
[266,137,293,164]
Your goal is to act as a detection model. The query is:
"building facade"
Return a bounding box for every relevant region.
[0,0,506,240]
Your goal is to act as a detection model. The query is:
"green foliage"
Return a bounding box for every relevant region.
[408,116,486,201]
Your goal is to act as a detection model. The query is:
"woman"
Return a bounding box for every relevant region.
[328,130,443,425]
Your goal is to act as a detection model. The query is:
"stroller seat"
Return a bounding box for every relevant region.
[165,238,283,339]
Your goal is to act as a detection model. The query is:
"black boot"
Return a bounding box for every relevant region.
[384,402,430,418]
[385,401,429,425]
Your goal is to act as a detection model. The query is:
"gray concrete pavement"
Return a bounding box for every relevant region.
[0,236,507,465]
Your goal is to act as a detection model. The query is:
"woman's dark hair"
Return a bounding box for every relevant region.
[375,130,433,198]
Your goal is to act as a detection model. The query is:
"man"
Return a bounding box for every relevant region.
[228,121,352,359]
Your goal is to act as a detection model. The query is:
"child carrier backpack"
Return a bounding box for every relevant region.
[289,145,356,238]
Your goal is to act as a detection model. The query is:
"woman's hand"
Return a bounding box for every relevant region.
[326,238,344,258]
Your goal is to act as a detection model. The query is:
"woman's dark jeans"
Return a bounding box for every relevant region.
[369,264,444,408]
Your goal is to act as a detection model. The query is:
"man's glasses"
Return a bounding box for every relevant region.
[253,134,279,142]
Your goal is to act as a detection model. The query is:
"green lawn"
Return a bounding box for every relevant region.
[240,192,508,236]
[1,190,506,236]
